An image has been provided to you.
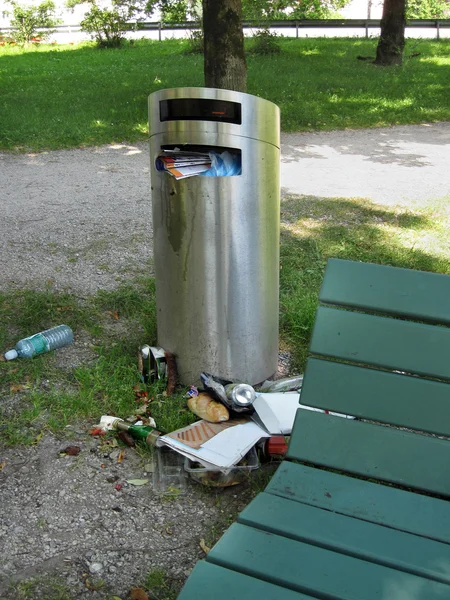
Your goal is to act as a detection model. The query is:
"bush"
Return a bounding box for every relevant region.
[5,0,60,45]
[184,28,203,54]
[250,28,281,55]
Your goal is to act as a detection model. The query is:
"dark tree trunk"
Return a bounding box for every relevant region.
[202,0,247,92]
[374,0,406,66]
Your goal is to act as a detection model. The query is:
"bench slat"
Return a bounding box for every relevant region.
[207,523,450,599]
[178,561,312,600]
[310,306,450,379]
[287,409,450,495]
[300,357,450,436]
[266,462,450,544]
[320,258,450,324]
[239,492,450,585]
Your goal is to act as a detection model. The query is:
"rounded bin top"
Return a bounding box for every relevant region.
[148,87,280,148]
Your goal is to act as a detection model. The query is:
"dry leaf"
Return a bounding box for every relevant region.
[89,428,106,437]
[107,310,120,320]
[126,478,149,486]
[130,587,149,600]
[10,383,30,393]
[199,538,211,554]
[117,449,126,464]
[60,445,81,456]
[0,460,6,471]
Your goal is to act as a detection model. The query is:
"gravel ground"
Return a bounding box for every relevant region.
[1,123,449,599]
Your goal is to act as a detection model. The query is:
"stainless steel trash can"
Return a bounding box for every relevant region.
[148,87,280,385]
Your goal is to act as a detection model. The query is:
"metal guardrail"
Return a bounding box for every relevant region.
[2,19,450,40]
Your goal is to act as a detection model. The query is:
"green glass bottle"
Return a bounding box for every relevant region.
[114,420,162,446]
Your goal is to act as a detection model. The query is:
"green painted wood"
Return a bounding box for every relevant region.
[300,357,450,436]
[309,306,450,380]
[320,258,450,325]
[239,492,450,585]
[177,561,313,600]
[287,409,450,495]
[266,462,450,544]
[207,523,450,599]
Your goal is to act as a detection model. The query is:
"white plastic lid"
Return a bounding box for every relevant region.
[4,349,18,360]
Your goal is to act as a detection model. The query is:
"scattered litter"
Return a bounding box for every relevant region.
[139,345,167,383]
[187,392,229,422]
[260,375,304,393]
[185,447,259,487]
[158,418,269,472]
[225,382,256,411]
[199,539,211,554]
[60,445,81,456]
[261,435,289,458]
[153,447,186,495]
[115,483,122,491]
[126,478,149,486]
[186,385,199,398]
[117,449,126,464]
[4,324,74,361]
[97,415,162,446]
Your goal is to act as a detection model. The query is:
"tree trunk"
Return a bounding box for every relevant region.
[202,0,247,92]
[374,0,406,66]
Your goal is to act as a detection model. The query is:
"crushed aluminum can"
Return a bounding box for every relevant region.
[139,345,167,383]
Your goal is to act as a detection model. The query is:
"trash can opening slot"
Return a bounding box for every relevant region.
[160,98,242,125]
[156,145,242,179]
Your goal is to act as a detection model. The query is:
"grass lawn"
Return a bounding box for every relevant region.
[0,37,449,151]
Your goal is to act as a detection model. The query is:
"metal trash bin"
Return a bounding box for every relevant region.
[148,87,280,385]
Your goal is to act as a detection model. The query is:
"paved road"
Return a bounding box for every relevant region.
[1,122,449,293]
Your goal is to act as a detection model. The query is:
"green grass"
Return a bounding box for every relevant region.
[0,37,449,151]
[2,194,450,445]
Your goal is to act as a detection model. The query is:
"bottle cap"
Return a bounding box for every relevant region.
[4,349,18,360]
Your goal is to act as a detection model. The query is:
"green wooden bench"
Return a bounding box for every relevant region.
[178,258,450,599]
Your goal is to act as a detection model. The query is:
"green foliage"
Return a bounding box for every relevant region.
[242,0,350,21]
[144,0,201,22]
[66,0,147,48]
[5,0,60,45]
[406,0,450,18]
[250,27,281,54]
[184,28,203,53]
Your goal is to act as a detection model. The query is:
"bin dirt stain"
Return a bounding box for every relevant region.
[164,179,186,255]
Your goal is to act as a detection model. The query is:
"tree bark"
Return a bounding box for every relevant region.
[374,0,406,66]
[202,0,247,92]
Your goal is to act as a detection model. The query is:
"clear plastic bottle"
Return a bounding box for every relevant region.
[4,325,74,360]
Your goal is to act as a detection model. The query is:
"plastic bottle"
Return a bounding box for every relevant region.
[4,325,74,361]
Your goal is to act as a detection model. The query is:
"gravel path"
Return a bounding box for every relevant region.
[1,122,449,599]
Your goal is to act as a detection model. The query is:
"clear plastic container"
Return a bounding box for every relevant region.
[152,447,187,495]
[184,447,259,488]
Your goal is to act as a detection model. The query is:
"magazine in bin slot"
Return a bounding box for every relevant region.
[155,146,241,180]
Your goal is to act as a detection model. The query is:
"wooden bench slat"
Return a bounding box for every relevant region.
[178,561,312,600]
[239,492,450,585]
[207,523,450,599]
[287,409,450,495]
[310,306,450,379]
[266,462,450,544]
[320,258,450,324]
[300,357,450,436]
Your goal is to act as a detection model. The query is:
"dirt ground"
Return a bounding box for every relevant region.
[1,122,449,599]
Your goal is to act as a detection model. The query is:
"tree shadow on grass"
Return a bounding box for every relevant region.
[280,194,450,370]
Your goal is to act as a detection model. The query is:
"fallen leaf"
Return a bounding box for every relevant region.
[89,428,106,437]
[126,478,149,486]
[199,539,211,554]
[115,483,122,491]
[107,310,120,320]
[60,445,81,456]
[130,587,149,600]
[0,460,6,471]
[100,464,106,469]
[31,432,44,445]
[117,449,126,464]
[10,383,30,393]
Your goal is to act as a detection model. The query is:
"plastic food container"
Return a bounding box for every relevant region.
[153,447,187,495]
[184,447,259,487]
